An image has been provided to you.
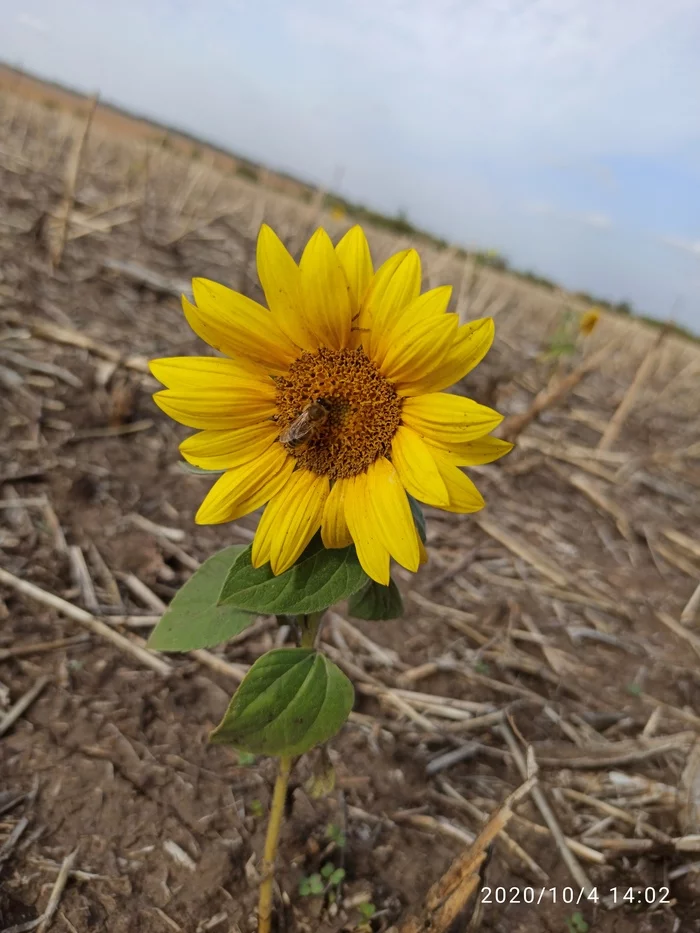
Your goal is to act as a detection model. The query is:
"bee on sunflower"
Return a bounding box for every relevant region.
[150,224,510,585]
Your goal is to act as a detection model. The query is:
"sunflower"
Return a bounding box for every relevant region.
[579,307,601,336]
[150,225,511,585]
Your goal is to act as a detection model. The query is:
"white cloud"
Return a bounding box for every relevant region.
[283,0,700,159]
[1,0,698,329]
[523,201,556,216]
[522,202,613,229]
[662,235,700,257]
[15,13,49,33]
[580,212,613,229]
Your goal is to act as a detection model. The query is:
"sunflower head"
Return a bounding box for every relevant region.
[579,307,601,336]
[150,225,511,585]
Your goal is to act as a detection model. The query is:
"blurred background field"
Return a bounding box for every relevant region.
[1,44,700,933]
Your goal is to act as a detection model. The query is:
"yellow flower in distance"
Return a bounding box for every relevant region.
[330,206,346,221]
[150,225,512,585]
[579,307,601,336]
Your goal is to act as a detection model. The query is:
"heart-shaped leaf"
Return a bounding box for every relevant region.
[210,648,354,756]
[148,545,255,651]
[218,536,368,615]
[347,577,403,620]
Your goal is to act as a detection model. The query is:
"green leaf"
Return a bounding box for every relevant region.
[407,494,426,543]
[348,577,403,620]
[218,536,368,615]
[210,648,354,756]
[325,823,346,848]
[566,913,589,933]
[249,798,264,818]
[148,545,256,651]
[298,878,312,896]
[308,874,324,895]
[329,868,346,886]
[358,903,376,919]
[320,863,335,879]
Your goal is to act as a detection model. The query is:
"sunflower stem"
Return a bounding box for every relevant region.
[257,614,324,932]
[258,754,293,933]
[299,611,324,649]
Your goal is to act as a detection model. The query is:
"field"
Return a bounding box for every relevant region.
[2,86,700,933]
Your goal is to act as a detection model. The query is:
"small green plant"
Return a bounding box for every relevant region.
[298,873,325,897]
[298,864,345,897]
[321,863,346,886]
[355,902,377,932]
[541,310,578,361]
[249,798,264,818]
[566,911,589,933]
[325,823,347,849]
[626,682,643,696]
[237,751,256,767]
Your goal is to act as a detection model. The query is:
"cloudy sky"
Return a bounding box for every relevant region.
[3,0,700,330]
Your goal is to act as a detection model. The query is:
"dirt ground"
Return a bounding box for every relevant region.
[2,93,700,933]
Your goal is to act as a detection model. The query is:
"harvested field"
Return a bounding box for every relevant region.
[2,92,700,933]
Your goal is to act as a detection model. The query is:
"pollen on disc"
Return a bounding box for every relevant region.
[275,348,403,479]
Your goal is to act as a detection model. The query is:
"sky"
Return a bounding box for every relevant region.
[2,0,700,331]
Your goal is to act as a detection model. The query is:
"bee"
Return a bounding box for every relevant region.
[279,399,330,448]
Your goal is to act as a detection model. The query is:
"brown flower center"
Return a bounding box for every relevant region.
[274,347,402,479]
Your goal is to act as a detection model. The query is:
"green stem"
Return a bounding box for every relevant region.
[258,754,293,933]
[256,613,325,931]
[299,611,324,649]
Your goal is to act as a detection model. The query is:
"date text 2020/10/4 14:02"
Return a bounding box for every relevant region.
[479,886,672,906]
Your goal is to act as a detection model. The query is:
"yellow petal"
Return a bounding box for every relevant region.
[154,387,276,430]
[344,472,391,585]
[321,479,353,548]
[381,313,458,386]
[390,425,449,506]
[361,249,421,359]
[179,423,279,470]
[187,280,298,373]
[256,224,316,350]
[300,228,352,350]
[375,286,452,366]
[401,317,495,396]
[367,458,420,573]
[430,435,514,466]
[431,448,485,514]
[402,393,503,447]
[150,356,271,391]
[399,285,452,323]
[182,297,253,371]
[195,444,294,524]
[336,225,373,315]
[252,470,329,574]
